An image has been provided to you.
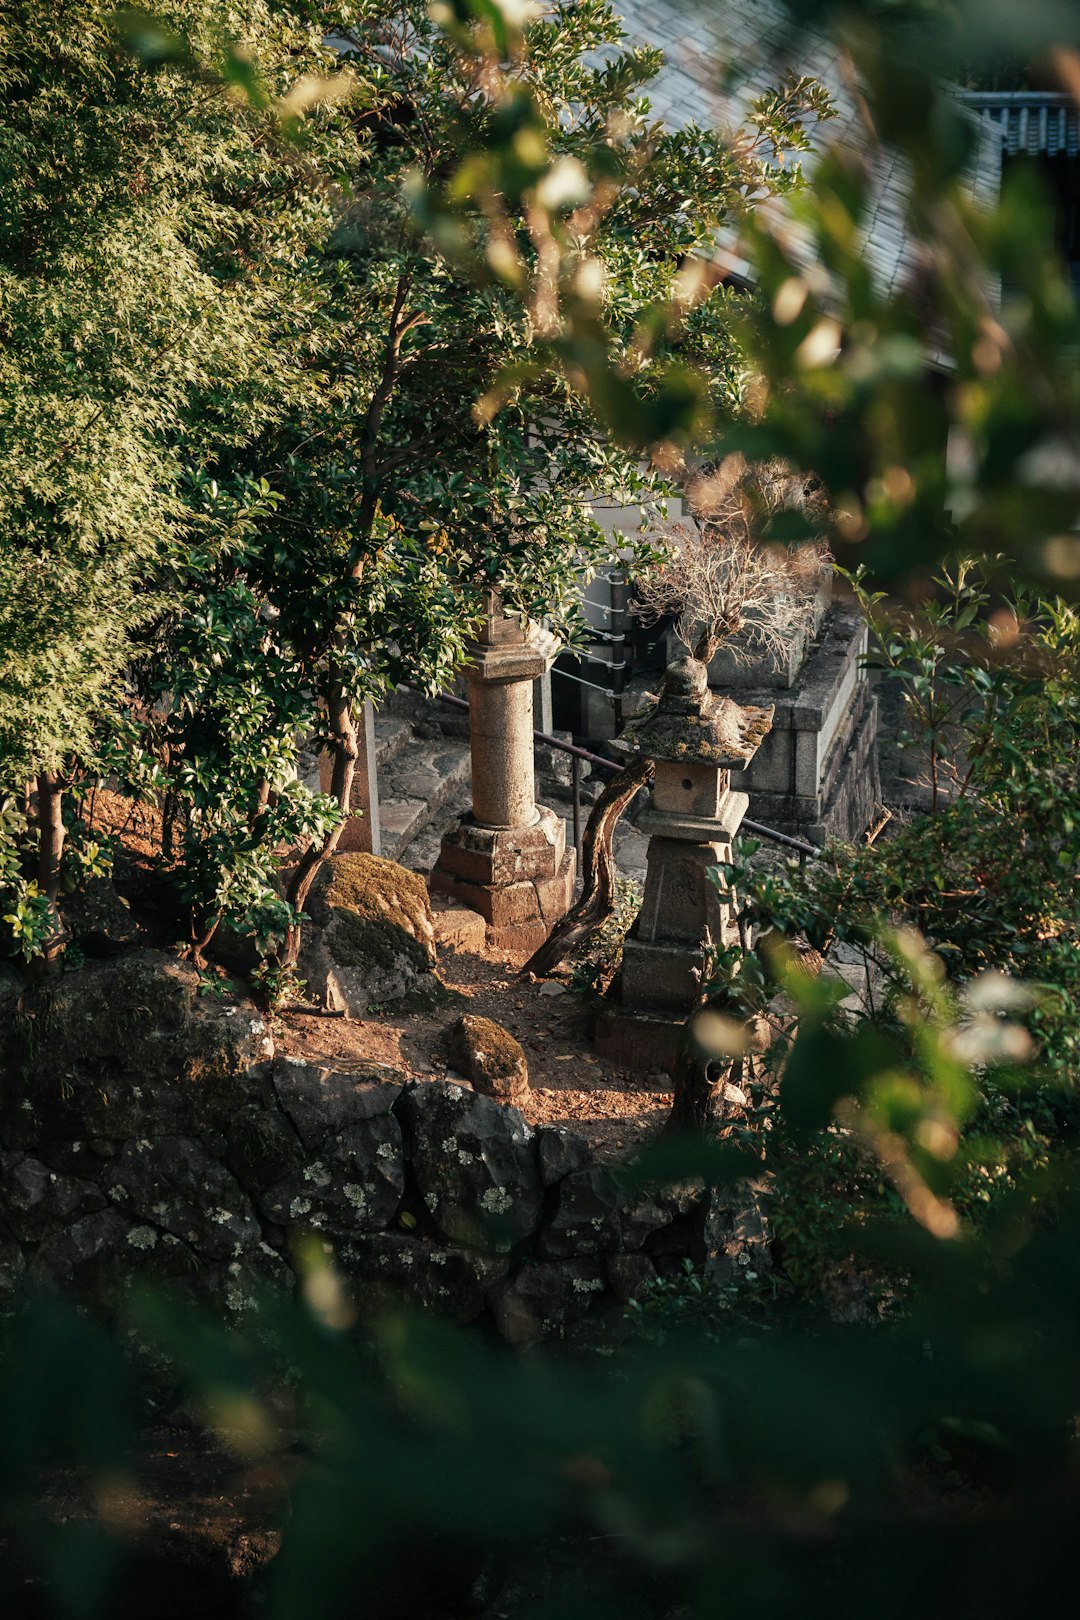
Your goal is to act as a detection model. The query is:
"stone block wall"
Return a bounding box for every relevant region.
[633,602,882,843]
[0,954,762,1344]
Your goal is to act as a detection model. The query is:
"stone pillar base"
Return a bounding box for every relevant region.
[594,1006,686,1072]
[430,805,575,954]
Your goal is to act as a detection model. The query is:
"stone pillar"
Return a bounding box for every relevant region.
[594,658,773,1071]
[430,598,575,954]
[323,699,382,856]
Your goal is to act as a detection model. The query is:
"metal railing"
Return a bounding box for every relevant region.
[410,685,821,865]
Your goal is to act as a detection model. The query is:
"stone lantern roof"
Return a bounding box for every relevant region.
[621,657,774,768]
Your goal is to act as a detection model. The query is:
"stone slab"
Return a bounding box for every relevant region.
[594,1006,686,1072]
[431,898,487,954]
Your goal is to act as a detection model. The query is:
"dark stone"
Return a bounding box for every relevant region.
[535,1125,592,1187]
[400,1081,542,1253]
[27,1208,146,1296]
[539,1169,621,1259]
[0,1151,106,1241]
[702,1181,772,1284]
[493,1259,609,1344]
[540,1169,671,1260]
[270,1059,403,1149]
[226,1106,304,1197]
[339,1233,508,1324]
[105,1137,261,1264]
[258,1116,404,1235]
[0,951,273,1146]
[606,1252,657,1303]
[65,876,142,954]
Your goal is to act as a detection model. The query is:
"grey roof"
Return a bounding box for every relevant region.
[607,0,1002,301]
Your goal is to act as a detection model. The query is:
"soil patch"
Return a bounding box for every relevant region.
[279,940,672,1162]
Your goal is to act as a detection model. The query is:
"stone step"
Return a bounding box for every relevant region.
[373,713,414,767]
[377,736,472,862]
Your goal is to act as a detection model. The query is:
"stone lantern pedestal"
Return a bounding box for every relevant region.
[430,599,575,954]
[595,658,773,1071]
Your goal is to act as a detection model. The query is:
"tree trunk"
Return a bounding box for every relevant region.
[281,691,358,967]
[188,912,221,970]
[666,1028,744,1136]
[522,754,653,980]
[35,771,68,965]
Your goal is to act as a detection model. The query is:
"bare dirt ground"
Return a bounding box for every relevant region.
[277,940,672,1162]
[84,787,668,1160]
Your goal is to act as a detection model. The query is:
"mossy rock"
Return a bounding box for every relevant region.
[451,1014,529,1108]
[0,950,274,1147]
[299,853,444,1017]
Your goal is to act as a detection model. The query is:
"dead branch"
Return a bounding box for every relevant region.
[521,754,654,979]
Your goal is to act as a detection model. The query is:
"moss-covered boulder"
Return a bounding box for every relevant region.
[299,853,443,1017]
[451,1014,529,1108]
[0,950,273,1147]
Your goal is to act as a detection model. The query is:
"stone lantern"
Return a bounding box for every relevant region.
[430,594,576,954]
[595,657,773,1070]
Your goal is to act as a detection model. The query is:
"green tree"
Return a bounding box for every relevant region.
[1,0,833,968]
[0,0,356,957]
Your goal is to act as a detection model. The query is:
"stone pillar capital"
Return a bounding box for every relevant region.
[467,639,550,687]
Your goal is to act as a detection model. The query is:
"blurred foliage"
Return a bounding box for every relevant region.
[730,566,1080,1083]
[2,1,1080,1613]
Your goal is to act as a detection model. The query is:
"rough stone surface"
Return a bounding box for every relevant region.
[0,1152,106,1241]
[535,1124,592,1187]
[299,852,443,1016]
[270,1058,404,1148]
[493,1258,609,1344]
[377,734,472,862]
[0,948,738,1340]
[400,1081,542,1253]
[606,1252,657,1303]
[259,1117,404,1235]
[65,877,142,954]
[540,1169,622,1260]
[702,1181,773,1285]
[451,1014,529,1108]
[339,1234,508,1324]
[431,813,577,953]
[105,1136,260,1263]
[430,898,487,954]
[0,951,273,1145]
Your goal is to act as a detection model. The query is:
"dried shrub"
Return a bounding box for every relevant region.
[632,458,830,666]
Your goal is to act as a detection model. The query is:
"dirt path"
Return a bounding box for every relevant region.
[277,942,672,1162]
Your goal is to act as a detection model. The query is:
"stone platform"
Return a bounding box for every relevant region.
[734,605,881,843]
[430,806,576,955]
[626,603,881,844]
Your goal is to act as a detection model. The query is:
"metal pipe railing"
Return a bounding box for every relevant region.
[402,684,821,864]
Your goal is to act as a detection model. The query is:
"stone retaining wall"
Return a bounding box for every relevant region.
[0,953,762,1343]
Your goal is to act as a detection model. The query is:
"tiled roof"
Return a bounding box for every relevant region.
[606,0,1002,301]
